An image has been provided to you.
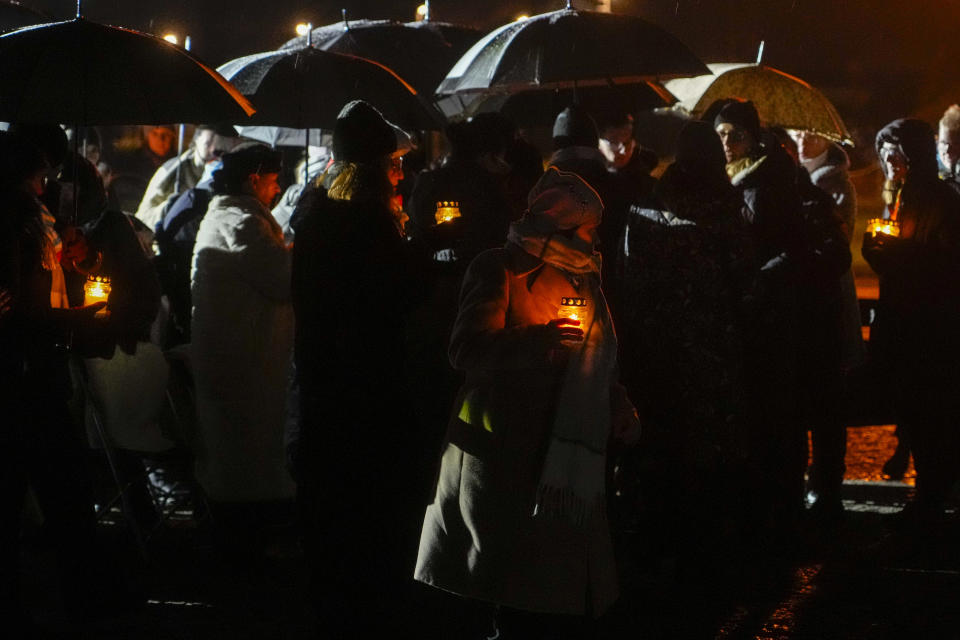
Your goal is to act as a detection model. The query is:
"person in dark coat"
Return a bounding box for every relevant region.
[771,128,853,522]
[291,100,432,634]
[863,118,960,528]
[715,100,807,541]
[0,133,125,625]
[153,160,218,346]
[404,114,518,507]
[616,120,756,566]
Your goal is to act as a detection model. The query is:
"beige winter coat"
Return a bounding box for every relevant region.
[190,194,294,502]
[414,243,629,616]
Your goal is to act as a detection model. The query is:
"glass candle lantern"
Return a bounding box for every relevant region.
[83,275,111,317]
[866,218,900,237]
[558,297,587,323]
[434,200,462,224]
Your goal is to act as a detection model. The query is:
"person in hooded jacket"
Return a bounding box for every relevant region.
[615,121,756,570]
[290,100,433,634]
[863,118,960,528]
[190,143,295,549]
[415,167,640,639]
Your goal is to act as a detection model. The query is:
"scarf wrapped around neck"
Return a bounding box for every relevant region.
[508,167,614,526]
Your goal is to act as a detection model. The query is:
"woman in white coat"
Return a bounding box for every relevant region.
[190,143,294,538]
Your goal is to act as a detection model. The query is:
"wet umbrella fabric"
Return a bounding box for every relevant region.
[280,19,481,96]
[665,63,853,145]
[0,18,255,125]
[217,46,443,131]
[0,0,50,33]
[439,79,676,126]
[436,9,709,98]
[235,125,330,148]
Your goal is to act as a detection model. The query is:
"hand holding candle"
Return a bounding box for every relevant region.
[434,201,462,224]
[83,275,111,318]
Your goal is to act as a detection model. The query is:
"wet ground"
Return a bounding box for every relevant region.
[20,424,958,639]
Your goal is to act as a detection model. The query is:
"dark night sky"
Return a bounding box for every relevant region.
[20,0,960,137]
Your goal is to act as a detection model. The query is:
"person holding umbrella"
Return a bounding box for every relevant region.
[713,100,808,543]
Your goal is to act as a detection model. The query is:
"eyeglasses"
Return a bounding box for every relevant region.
[389,156,404,171]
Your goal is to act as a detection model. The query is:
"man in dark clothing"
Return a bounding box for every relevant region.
[404,115,516,487]
[715,101,807,540]
[863,118,960,528]
[771,128,853,521]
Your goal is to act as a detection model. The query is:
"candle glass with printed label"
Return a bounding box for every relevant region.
[866,218,900,237]
[83,275,111,317]
[558,297,587,323]
[434,201,462,224]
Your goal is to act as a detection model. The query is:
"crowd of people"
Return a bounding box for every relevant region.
[1,94,959,636]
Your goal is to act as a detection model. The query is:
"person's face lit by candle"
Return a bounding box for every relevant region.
[880,142,908,182]
[248,172,281,208]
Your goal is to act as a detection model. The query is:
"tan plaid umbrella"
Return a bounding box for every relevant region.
[665,63,853,146]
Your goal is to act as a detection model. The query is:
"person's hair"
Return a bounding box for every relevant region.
[0,132,49,190]
[939,104,960,133]
[325,160,393,207]
[59,152,109,225]
[446,113,516,159]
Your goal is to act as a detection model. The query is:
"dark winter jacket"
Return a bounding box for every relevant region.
[864,119,960,372]
[291,189,430,485]
[617,163,754,465]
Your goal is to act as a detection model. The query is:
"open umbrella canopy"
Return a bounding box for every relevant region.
[280,18,481,96]
[217,46,444,131]
[442,81,675,127]
[0,18,255,125]
[0,1,50,33]
[665,63,854,145]
[437,8,709,98]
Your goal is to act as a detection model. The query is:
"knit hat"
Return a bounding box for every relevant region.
[552,106,599,151]
[714,100,761,144]
[332,100,397,163]
[526,166,603,233]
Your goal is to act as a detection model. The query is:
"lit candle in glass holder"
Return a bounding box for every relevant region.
[558,297,587,323]
[434,200,462,224]
[866,218,900,237]
[83,275,111,317]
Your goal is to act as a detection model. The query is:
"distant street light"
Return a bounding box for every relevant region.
[296,22,311,37]
[163,33,178,45]
[416,1,430,21]
[515,14,529,21]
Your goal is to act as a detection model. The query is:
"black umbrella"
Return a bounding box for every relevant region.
[437,7,709,98]
[280,17,481,96]
[440,81,676,127]
[217,46,443,132]
[0,17,255,124]
[0,1,50,34]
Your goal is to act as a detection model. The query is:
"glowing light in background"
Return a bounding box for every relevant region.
[163,33,178,45]
[295,23,311,37]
